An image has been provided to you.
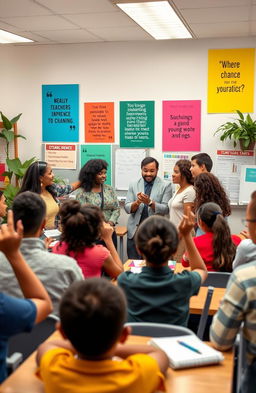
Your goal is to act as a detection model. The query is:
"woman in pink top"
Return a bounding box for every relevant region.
[52,200,123,278]
[182,202,241,272]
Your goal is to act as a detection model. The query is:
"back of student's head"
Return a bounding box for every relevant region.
[198,202,236,271]
[13,191,46,236]
[191,153,213,172]
[135,215,178,264]
[60,278,127,357]
[58,199,103,254]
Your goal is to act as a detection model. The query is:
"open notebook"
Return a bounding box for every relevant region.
[149,335,224,369]
[129,260,176,274]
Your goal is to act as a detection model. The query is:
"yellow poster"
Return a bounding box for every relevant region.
[208,48,255,113]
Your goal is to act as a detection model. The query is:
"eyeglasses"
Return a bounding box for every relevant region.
[241,218,256,225]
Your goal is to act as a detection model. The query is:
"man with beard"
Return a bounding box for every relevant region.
[125,157,172,259]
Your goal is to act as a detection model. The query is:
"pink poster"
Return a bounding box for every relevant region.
[162,100,201,152]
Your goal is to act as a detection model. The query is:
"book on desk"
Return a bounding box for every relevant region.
[149,335,224,369]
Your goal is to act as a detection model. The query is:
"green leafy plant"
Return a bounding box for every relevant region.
[0,112,36,207]
[214,110,256,150]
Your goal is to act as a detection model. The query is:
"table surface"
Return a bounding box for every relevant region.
[125,260,226,315]
[0,332,233,393]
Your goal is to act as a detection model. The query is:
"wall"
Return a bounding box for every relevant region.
[1,36,254,233]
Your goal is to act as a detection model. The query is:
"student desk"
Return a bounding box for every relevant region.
[0,332,233,393]
[124,260,226,315]
[115,225,127,262]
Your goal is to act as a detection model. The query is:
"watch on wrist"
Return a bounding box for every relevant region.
[148,199,153,207]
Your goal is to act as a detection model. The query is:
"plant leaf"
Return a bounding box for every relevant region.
[0,112,13,130]
[10,113,22,124]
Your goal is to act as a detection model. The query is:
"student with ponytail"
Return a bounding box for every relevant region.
[52,200,123,279]
[118,209,207,326]
[181,202,241,272]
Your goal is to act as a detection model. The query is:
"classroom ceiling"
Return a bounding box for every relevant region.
[0,0,256,46]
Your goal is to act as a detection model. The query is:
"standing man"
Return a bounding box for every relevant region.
[125,157,172,259]
[190,152,213,178]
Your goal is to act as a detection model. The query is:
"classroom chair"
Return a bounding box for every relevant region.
[202,272,231,288]
[197,286,214,340]
[125,322,195,337]
[7,315,58,373]
[231,327,246,393]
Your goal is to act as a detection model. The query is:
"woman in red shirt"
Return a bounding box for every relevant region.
[182,202,241,272]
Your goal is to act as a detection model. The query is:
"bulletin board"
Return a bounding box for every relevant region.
[239,165,256,204]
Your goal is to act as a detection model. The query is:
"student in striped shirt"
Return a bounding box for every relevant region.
[210,190,256,393]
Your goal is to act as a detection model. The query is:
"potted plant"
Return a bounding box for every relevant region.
[0,112,36,207]
[214,110,256,150]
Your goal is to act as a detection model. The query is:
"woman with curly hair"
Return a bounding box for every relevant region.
[168,159,195,262]
[75,159,120,247]
[194,172,231,217]
[18,161,80,229]
[182,202,241,272]
[52,200,123,278]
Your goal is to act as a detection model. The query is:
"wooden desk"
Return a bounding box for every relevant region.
[0,332,233,393]
[115,226,127,262]
[125,260,226,315]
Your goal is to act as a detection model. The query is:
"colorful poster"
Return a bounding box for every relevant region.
[80,144,112,185]
[120,101,154,148]
[162,100,201,152]
[45,144,77,169]
[215,150,255,204]
[208,48,255,113]
[42,84,79,142]
[162,153,189,181]
[85,102,114,143]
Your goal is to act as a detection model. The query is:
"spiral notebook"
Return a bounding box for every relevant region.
[149,335,224,369]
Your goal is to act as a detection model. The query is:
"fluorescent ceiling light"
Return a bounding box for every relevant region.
[116,1,192,39]
[0,30,33,44]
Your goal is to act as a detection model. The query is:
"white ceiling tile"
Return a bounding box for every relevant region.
[0,0,51,17]
[37,0,116,14]
[89,26,152,41]
[65,12,137,28]
[182,7,249,23]
[2,15,77,31]
[191,21,249,38]
[33,29,101,43]
[175,0,250,8]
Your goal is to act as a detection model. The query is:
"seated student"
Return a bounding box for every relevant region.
[190,152,213,178]
[36,278,168,393]
[181,202,241,272]
[0,191,83,317]
[232,235,256,270]
[0,210,52,382]
[52,200,123,278]
[118,209,207,326]
[210,191,256,393]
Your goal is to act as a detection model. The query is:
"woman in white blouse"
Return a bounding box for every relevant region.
[168,159,195,261]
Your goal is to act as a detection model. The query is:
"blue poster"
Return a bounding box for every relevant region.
[42,84,79,142]
[245,167,256,182]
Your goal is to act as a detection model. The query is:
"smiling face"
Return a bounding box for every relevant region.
[172,165,182,184]
[95,169,107,185]
[0,193,7,218]
[40,165,54,187]
[141,161,158,183]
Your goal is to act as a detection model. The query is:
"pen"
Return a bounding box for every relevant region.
[177,340,202,354]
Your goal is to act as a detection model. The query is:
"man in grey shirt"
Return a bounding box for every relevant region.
[0,191,83,317]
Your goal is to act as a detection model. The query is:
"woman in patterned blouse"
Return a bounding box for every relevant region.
[75,159,120,247]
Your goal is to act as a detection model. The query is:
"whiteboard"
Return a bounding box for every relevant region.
[239,165,256,204]
[115,149,147,190]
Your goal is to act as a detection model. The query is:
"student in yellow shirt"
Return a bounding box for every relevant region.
[36,278,168,393]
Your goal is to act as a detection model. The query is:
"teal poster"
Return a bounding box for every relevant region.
[120,101,154,148]
[42,84,79,142]
[80,145,112,185]
[245,167,256,182]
